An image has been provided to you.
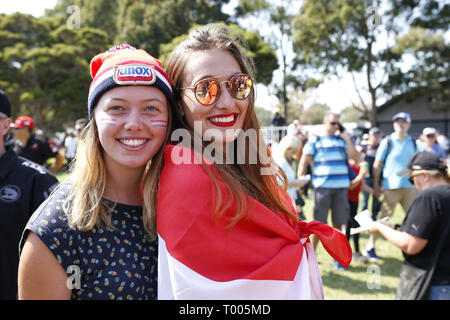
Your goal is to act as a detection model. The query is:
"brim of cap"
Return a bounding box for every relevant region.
[10,124,28,128]
[397,168,411,176]
[392,116,410,123]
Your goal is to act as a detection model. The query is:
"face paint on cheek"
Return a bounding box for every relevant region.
[150,119,167,128]
[97,117,118,126]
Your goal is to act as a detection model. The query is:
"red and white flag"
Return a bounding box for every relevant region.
[157,145,352,300]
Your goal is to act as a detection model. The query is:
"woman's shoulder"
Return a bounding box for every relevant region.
[419,184,450,199]
[163,144,214,173]
[164,144,213,164]
[161,144,216,194]
[25,181,71,232]
[19,181,73,259]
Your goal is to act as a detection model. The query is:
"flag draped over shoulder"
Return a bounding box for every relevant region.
[157,144,352,300]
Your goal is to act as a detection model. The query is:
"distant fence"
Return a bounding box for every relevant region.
[261,122,370,144]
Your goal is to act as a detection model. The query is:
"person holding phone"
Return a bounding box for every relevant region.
[298,113,360,270]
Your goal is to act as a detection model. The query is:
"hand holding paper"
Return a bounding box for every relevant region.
[350,210,388,235]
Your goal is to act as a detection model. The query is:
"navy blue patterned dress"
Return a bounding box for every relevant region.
[20,182,157,300]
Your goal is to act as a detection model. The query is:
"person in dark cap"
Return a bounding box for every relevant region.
[9,115,65,174]
[369,151,450,299]
[0,89,59,299]
[361,127,384,222]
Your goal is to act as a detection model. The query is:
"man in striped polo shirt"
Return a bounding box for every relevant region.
[298,113,360,255]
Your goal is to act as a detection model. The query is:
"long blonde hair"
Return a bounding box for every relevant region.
[167,23,297,227]
[62,109,172,240]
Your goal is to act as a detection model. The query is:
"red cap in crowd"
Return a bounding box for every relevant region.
[11,116,34,129]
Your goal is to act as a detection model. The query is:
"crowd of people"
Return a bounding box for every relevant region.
[2,114,88,174]
[0,23,449,301]
[272,111,449,299]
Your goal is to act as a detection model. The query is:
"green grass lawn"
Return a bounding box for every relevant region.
[55,170,69,182]
[301,194,406,300]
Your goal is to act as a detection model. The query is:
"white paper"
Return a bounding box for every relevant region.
[354,210,374,228]
[350,211,388,235]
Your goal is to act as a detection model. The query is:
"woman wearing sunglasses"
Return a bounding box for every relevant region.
[18,45,174,299]
[156,23,351,300]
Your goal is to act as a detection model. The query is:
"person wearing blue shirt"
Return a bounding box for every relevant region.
[418,127,446,160]
[367,112,417,261]
[298,113,360,258]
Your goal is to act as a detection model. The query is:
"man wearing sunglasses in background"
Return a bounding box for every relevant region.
[367,112,417,261]
[369,151,450,299]
[298,112,360,270]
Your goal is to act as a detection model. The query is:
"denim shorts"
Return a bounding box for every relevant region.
[428,285,450,300]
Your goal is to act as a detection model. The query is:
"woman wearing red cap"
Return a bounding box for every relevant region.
[18,45,175,300]
[156,24,352,300]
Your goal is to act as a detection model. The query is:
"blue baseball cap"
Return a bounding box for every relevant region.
[392,112,411,123]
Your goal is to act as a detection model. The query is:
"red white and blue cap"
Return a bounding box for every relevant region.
[87,44,175,119]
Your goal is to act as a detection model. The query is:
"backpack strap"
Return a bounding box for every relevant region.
[381,135,392,164]
[382,135,417,164]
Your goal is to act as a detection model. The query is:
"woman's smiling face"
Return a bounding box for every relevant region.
[180,49,250,144]
[94,85,168,172]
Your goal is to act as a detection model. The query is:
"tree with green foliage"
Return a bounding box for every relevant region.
[1,1,278,133]
[0,13,110,131]
[383,0,449,112]
[50,0,231,58]
[300,103,330,125]
[46,0,119,43]
[159,23,278,86]
[292,0,449,126]
[235,0,321,120]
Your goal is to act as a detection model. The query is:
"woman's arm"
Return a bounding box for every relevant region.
[18,232,72,300]
[370,221,428,255]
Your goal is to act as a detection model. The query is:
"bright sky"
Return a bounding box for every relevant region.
[0,0,370,115]
[0,0,57,16]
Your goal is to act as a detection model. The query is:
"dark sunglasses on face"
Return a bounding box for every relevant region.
[179,74,254,106]
[426,134,435,138]
[329,122,339,126]
[408,172,423,184]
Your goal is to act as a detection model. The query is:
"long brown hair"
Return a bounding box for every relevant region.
[166,23,298,227]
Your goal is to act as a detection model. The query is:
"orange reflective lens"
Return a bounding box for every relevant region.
[182,74,253,106]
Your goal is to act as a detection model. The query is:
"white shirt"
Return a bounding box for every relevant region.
[64,136,78,159]
[273,153,298,200]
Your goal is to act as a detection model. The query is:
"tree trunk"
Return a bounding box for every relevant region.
[366,37,378,127]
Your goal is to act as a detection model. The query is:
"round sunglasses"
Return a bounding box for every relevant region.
[179,74,254,106]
